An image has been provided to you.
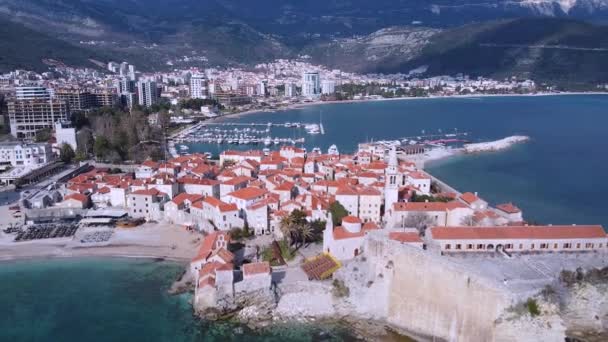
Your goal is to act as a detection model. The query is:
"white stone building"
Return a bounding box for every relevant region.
[322,215,380,260]
[0,142,53,167]
[386,201,474,228]
[54,121,77,151]
[430,225,607,253]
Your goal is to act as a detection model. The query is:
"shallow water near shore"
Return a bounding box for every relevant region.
[0,258,362,341]
[187,94,608,228]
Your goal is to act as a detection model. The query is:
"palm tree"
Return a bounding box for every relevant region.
[297,224,314,249]
[279,215,297,246]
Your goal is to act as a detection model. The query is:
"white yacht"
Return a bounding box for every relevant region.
[263,137,272,146]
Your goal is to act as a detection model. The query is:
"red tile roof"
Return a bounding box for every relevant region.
[389,232,423,243]
[222,176,252,186]
[228,187,267,200]
[496,203,521,214]
[171,193,203,206]
[336,185,358,196]
[460,192,481,204]
[408,171,431,180]
[178,177,220,186]
[199,196,238,212]
[342,216,361,224]
[132,188,161,196]
[332,223,379,240]
[242,261,271,277]
[192,232,231,262]
[64,193,88,203]
[431,225,607,240]
[393,201,467,212]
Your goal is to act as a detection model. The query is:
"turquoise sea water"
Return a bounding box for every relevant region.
[186,95,608,227]
[0,258,357,342]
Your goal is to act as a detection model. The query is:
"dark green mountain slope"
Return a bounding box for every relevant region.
[389,18,608,85]
[0,18,105,72]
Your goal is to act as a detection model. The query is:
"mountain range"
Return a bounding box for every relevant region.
[1,0,608,85]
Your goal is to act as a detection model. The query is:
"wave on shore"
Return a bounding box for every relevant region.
[464,135,530,153]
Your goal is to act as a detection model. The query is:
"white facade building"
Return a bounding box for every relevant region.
[190,74,208,99]
[301,72,321,98]
[54,121,77,151]
[15,86,52,100]
[384,146,399,209]
[321,80,336,95]
[285,83,297,97]
[0,142,53,167]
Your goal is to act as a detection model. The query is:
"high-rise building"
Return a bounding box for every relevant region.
[257,80,268,97]
[54,89,95,111]
[119,62,129,77]
[190,74,208,99]
[285,83,297,97]
[121,92,137,109]
[137,80,159,108]
[115,78,136,94]
[92,90,119,108]
[15,86,52,100]
[8,87,70,139]
[107,62,119,73]
[128,64,136,81]
[301,72,321,98]
[321,80,336,95]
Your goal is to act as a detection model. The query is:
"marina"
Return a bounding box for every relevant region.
[170,121,324,152]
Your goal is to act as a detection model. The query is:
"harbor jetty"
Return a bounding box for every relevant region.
[464,135,530,153]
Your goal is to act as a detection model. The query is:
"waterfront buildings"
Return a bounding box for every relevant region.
[301,72,321,98]
[430,225,607,253]
[321,80,336,95]
[323,215,373,260]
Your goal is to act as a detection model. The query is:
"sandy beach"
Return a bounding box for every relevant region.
[0,222,201,262]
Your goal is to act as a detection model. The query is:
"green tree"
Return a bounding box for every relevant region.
[74,150,87,162]
[59,143,75,163]
[93,136,111,160]
[35,128,51,142]
[329,202,348,226]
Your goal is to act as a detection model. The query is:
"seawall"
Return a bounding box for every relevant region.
[361,234,511,341]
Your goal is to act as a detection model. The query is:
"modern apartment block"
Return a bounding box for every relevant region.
[190,74,208,99]
[137,80,159,107]
[8,87,70,139]
[301,72,321,98]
